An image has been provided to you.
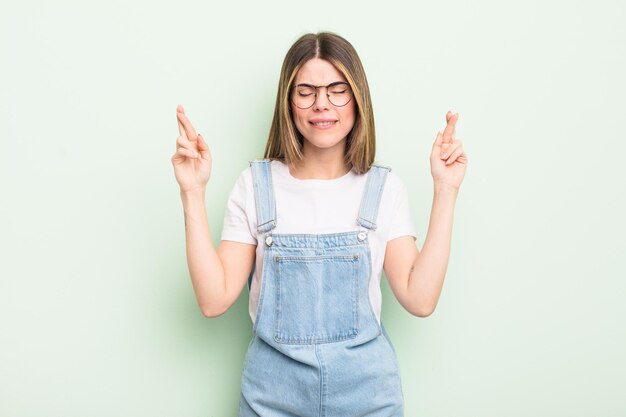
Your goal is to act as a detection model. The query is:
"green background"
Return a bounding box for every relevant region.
[1,0,624,415]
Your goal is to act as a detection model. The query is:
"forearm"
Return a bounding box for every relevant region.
[180,189,227,316]
[408,182,458,314]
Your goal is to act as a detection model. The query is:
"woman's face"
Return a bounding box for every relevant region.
[290,58,356,155]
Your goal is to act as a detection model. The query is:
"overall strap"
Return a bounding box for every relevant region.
[249,159,277,234]
[357,164,391,231]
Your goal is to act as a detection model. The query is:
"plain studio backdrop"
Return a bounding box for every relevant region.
[1,0,624,416]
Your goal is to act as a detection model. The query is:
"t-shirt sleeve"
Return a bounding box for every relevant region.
[220,170,258,245]
[386,176,418,242]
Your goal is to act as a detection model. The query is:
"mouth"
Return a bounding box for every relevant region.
[309,120,338,128]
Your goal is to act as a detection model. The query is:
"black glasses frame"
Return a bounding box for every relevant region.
[290,81,353,109]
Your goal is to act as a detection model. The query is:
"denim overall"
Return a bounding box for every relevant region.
[239,159,404,416]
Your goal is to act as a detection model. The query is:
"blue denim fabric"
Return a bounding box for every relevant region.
[239,160,404,416]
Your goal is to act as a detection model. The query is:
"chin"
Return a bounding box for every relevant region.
[306,135,346,149]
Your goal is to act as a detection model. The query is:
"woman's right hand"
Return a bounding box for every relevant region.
[171,104,212,193]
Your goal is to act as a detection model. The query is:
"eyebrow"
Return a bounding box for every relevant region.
[294,81,349,87]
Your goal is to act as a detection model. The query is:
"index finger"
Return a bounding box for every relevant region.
[176,105,187,139]
[442,111,459,144]
[176,105,198,141]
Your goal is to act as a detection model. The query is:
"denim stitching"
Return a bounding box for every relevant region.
[274,256,359,344]
[315,344,327,417]
[252,251,271,335]
[364,247,381,337]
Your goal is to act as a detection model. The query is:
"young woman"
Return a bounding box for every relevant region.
[171,32,467,416]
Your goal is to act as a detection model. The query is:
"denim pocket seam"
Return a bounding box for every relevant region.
[274,255,359,344]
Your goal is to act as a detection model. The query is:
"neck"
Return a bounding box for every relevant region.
[289,142,351,180]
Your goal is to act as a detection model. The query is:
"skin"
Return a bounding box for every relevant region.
[288,58,355,179]
[383,111,467,317]
[172,106,255,317]
[172,61,467,318]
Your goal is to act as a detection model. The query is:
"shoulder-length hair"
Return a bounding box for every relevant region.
[263,32,376,175]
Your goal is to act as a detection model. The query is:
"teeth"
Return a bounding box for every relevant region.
[312,121,335,126]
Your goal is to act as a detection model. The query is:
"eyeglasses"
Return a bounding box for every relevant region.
[290,81,353,109]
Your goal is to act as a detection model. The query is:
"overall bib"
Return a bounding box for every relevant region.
[239,159,404,417]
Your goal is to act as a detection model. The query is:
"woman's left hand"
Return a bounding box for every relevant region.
[430,111,468,190]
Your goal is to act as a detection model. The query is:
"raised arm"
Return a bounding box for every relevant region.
[383,111,467,317]
[172,105,255,318]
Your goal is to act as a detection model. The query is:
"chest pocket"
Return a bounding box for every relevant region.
[274,254,360,344]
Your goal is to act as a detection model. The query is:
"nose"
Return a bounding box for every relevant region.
[312,89,331,111]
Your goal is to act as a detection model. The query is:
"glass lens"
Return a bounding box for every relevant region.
[327,82,352,107]
[293,85,316,109]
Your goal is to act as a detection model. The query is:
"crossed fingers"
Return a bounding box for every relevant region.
[175,104,201,158]
[439,111,463,165]
[177,104,198,140]
[442,111,457,144]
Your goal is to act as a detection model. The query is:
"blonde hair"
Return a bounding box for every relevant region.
[263,32,376,175]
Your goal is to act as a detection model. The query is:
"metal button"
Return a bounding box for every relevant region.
[357,231,367,241]
[265,236,273,246]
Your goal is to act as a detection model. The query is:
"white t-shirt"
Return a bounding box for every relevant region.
[220,159,417,325]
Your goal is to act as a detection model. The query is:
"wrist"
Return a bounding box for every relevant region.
[180,187,206,200]
[433,181,459,196]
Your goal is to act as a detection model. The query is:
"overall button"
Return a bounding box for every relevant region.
[265,236,273,246]
[357,231,367,241]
